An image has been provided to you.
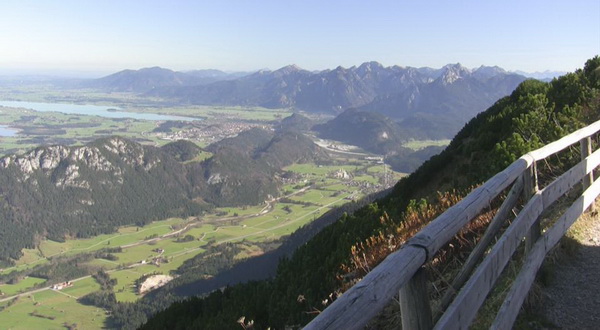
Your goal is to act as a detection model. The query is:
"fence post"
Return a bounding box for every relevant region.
[399,267,432,330]
[524,162,539,252]
[580,137,595,212]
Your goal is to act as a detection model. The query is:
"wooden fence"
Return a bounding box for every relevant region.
[305,120,600,329]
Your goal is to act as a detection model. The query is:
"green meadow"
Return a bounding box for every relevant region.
[0,277,103,330]
[402,139,451,150]
[0,277,46,296]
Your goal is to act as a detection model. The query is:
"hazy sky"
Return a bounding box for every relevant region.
[1,0,599,77]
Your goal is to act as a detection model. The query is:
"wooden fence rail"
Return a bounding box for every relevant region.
[305,120,600,330]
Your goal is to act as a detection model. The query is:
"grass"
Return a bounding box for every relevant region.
[0,279,105,329]
[213,205,265,217]
[40,218,185,256]
[402,139,451,151]
[0,277,46,296]
[1,218,188,276]
[183,150,213,163]
[284,163,361,176]
[111,268,148,302]
[13,248,45,266]
[234,244,265,260]
[144,105,291,121]
[353,174,380,184]
[61,277,100,298]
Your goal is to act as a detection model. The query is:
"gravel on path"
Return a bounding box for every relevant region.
[537,211,600,329]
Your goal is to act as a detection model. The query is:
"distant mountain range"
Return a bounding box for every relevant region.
[512,70,567,81]
[87,62,528,138]
[82,67,248,92]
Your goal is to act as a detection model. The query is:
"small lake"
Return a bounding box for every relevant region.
[0,125,18,137]
[0,100,199,122]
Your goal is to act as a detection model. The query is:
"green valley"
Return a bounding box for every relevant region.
[0,149,402,328]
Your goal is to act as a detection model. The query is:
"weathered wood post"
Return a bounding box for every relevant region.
[524,162,539,252]
[399,267,432,330]
[580,137,595,211]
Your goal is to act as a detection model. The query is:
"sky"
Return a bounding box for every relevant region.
[0,0,598,77]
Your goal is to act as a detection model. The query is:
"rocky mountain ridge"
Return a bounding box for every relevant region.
[142,62,526,138]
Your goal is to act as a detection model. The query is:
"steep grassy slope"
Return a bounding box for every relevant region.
[141,57,600,329]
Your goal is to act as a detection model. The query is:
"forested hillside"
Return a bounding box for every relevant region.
[202,128,329,206]
[0,129,326,263]
[0,137,205,262]
[141,57,600,329]
[313,108,443,172]
[313,108,414,154]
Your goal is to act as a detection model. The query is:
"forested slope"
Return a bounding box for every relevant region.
[0,129,326,263]
[141,57,600,329]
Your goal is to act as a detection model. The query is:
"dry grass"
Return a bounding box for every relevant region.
[335,187,500,328]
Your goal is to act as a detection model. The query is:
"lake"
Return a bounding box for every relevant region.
[0,125,18,137]
[0,100,199,122]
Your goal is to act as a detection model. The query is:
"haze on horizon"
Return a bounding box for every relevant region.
[1,0,598,78]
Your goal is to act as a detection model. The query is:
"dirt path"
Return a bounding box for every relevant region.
[537,211,600,329]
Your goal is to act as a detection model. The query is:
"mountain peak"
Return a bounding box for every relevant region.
[473,65,507,80]
[138,66,174,73]
[439,63,471,85]
[331,65,349,75]
[359,61,384,69]
[274,64,304,74]
[357,61,385,75]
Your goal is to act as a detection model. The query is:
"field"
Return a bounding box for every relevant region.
[402,139,451,150]
[0,277,46,296]
[0,277,103,329]
[3,218,188,274]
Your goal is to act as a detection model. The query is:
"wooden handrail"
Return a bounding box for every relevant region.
[435,147,600,329]
[492,178,600,329]
[306,120,600,330]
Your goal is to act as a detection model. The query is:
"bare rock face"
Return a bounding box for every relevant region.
[207,173,224,185]
[72,146,113,172]
[0,136,165,188]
